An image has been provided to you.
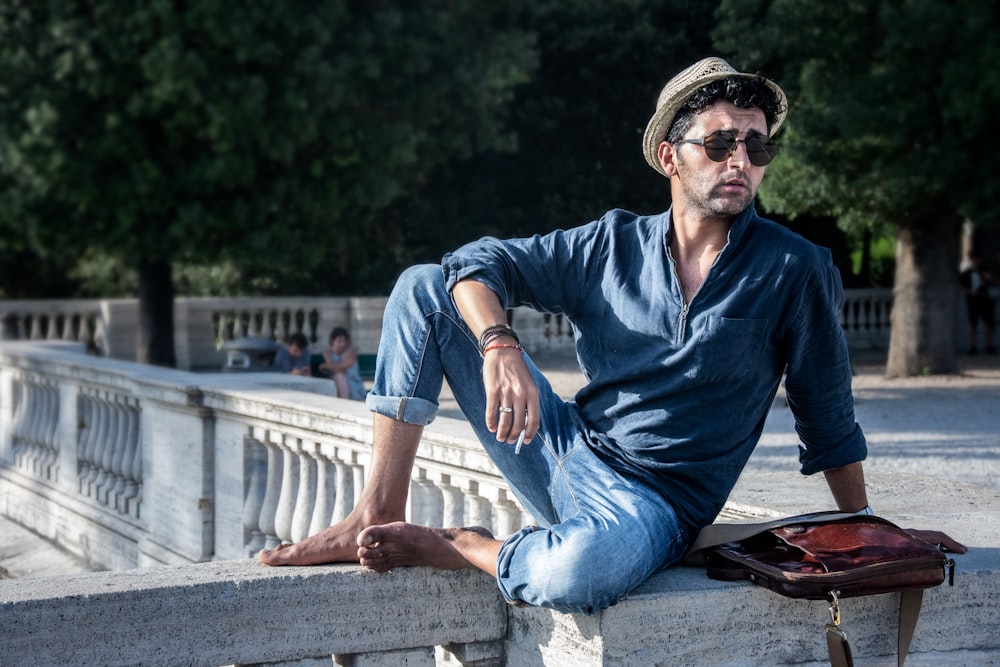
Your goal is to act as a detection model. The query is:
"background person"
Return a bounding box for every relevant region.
[960,250,997,354]
[273,332,312,376]
[319,327,367,400]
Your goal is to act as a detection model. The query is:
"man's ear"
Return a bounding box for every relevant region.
[657,141,678,177]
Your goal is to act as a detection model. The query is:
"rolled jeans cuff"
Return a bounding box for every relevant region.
[495,525,540,607]
[365,393,439,426]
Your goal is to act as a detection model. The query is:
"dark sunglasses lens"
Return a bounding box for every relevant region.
[702,134,736,162]
[745,137,779,166]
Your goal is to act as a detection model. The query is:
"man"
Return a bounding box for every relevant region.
[960,250,997,354]
[260,58,963,613]
[273,332,312,376]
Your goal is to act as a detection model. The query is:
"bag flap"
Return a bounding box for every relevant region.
[684,510,871,565]
[771,519,945,571]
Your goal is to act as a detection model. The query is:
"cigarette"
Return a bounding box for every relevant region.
[515,428,526,454]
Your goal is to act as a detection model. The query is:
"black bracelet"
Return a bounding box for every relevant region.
[478,324,519,356]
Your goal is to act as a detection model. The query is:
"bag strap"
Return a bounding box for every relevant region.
[825,589,923,667]
[897,589,924,667]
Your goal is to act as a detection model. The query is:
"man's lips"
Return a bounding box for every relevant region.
[717,173,750,192]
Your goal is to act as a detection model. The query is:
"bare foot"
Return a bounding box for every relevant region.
[357,522,496,573]
[259,511,398,566]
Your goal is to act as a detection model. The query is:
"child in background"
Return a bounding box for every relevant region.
[319,327,367,400]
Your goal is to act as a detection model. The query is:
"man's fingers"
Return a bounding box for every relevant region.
[904,528,969,554]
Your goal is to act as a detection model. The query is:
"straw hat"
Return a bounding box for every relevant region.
[642,57,787,177]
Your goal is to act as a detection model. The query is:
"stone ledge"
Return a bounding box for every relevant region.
[0,560,507,667]
[1,472,996,666]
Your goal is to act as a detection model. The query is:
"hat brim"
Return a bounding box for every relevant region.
[642,72,787,177]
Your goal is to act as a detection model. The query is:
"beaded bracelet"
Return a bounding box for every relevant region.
[478,324,519,355]
[482,343,523,355]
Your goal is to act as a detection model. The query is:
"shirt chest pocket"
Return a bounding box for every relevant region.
[683,316,769,384]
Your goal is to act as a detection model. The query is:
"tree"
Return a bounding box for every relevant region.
[379,0,718,258]
[0,1,535,364]
[714,0,1000,376]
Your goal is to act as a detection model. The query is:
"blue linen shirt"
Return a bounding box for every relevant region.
[441,205,867,530]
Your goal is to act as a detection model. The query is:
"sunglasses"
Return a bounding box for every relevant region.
[675,130,779,167]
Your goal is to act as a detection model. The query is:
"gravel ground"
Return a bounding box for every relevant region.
[440,351,1000,490]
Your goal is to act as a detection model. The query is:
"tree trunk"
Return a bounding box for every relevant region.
[136,258,177,368]
[885,210,962,377]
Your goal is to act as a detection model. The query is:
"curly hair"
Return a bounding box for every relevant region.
[666,76,785,143]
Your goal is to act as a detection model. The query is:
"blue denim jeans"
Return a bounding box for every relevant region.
[366,264,691,614]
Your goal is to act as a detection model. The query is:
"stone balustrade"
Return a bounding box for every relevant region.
[1,296,389,370]
[0,339,531,572]
[0,298,104,350]
[837,287,895,351]
[2,289,908,375]
[2,340,999,665]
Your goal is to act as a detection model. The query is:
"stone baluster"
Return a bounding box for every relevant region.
[272,433,300,545]
[491,489,525,539]
[14,380,35,472]
[309,443,337,536]
[112,400,139,514]
[17,381,40,474]
[76,393,96,493]
[86,393,110,500]
[351,451,366,508]
[46,314,60,340]
[119,401,143,519]
[27,382,52,479]
[409,468,443,527]
[276,310,292,342]
[80,313,93,342]
[38,383,60,481]
[95,393,123,506]
[28,315,44,340]
[246,310,260,338]
[8,380,27,468]
[290,439,318,543]
[330,447,356,524]
[257,431,284,549]
[104,398,130,508]
[215,312,229,345]
[242,431,268,555]
[36,382,56,477]
[463,480,495,535]
[435,473,466,528]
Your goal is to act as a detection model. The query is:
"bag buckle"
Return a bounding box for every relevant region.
[826,590,842,629]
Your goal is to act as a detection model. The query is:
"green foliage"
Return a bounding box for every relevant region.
[376,0,717,268]
[0,0,537,296]
[850,234,896,288]
[713,0,1000,232]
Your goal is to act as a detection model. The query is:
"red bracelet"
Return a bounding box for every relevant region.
[482,343,523,355]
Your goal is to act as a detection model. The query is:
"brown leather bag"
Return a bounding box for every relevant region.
[686,511,956,667]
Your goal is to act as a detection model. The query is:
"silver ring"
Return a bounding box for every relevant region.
[498,406,514,413]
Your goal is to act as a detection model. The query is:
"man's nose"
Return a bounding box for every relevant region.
[726,139,750,165]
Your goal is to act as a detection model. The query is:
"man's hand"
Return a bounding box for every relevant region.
[450,278,543,447]
[904,528,968,554]
[482,346,540,445]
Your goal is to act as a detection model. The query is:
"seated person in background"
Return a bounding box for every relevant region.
[319,327,367,400]
[273,332,312,376]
